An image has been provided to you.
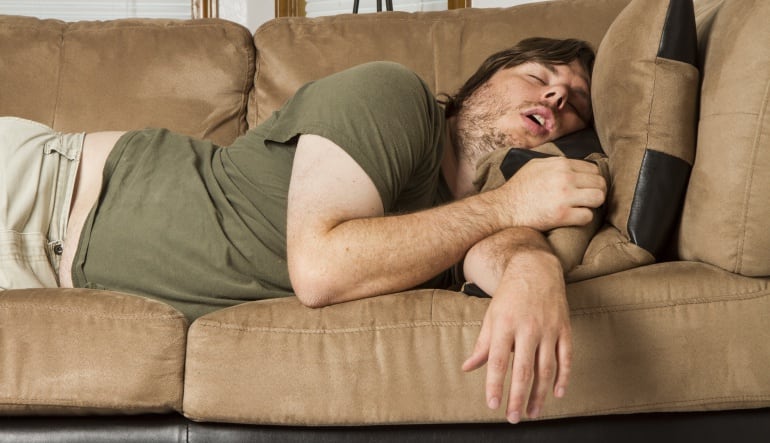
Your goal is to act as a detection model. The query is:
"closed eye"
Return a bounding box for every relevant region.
[528,74,546,84]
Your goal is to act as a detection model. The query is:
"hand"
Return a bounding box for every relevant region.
[495,156,606,231]
[462,250,572,424]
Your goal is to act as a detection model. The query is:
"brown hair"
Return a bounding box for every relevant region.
[441,37,595,118]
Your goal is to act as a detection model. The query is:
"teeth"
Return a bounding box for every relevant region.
[533,114,545,126]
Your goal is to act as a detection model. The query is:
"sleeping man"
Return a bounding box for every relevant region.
[0,37,606,424]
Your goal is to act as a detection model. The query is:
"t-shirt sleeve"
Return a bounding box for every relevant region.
[264,61,445,212]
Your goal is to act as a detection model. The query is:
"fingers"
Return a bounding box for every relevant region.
[574,170,607,193]
[462,314,514,412]
[473,318,546,424]
[462,315,492,373]
[505,334,536,423]
[557,206,595,227]
[461,258,572,424]
[537,157,607,217]
[526,340,557,420]
[558,160,607,224]
[547,157,606,192]
[501,157,608,230]
[554,330,573,399]
[483,323,516,411]
[564,157,600,173]
[466,328,571,424]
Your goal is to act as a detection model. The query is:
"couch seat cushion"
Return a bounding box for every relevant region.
[0,289,187,414]
[184,263,770,425]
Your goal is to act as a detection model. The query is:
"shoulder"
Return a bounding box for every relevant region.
[349,61,422,82]
[314,61,431,100]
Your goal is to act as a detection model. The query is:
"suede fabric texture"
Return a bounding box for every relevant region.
[251,0,632,125]
[586,0,699,274]
[0,16,254,146]
[679,0,770,277]
[0,289,187,414]
[0,16,64,126]
[183,262,770,425]
[2,0,770,426]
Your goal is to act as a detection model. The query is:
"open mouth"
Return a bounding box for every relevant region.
[527,114,546,127]
[522,106,555,136]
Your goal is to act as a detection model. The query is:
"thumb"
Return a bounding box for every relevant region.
[463,318,492,372]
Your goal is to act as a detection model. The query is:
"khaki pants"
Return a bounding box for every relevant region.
[0,117,84,289]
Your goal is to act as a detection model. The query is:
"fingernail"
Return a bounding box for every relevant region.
[507,411,520,424]
[529,407,540,419]
[488,397,500,409]
[556,387,566,398]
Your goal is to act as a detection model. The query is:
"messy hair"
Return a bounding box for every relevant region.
[441,37,595,118]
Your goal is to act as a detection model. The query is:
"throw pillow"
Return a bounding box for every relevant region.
[586,0,699,273]
[473,129,609,282]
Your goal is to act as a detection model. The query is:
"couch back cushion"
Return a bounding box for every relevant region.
[250,0,631,126]
[678,0,770,277]
[0,16,254,146]
[590,0,699,265]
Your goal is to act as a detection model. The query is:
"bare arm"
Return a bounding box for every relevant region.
[462,227,571,424]
[287,134,502,307]
[287,134,604,307]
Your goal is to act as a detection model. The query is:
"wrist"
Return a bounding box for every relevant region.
[505,247,563,278]
[472,186,517,231]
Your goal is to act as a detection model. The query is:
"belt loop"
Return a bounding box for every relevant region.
[43,140,57,155]
[44,133,80,161]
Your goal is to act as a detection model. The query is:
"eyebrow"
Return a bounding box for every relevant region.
[543,63,593,123]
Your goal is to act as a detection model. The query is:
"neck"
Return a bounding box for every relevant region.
[441,117,478,200]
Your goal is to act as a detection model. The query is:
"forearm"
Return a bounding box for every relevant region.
[463,227,561,297]
[287,133,602,308]
[288,192,507,307]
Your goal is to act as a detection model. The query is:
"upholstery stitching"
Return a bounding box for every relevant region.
[50,23,66,128]
[736,73,770,273]
[239,27,255,136]
[573,237,652,268]
[251,33,262,127]
[539,395,770,420]
[0,304,185,321]
[65,22,243,33]
[192,287,769,334]
[0,399,180,410]
[430,19,440,102]
[699,111,759,118]
[193,320,482,334]
[570,285,768,316]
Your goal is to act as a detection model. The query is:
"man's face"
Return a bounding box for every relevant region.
[454,59,592,164]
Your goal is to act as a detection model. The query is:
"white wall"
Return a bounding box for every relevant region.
[220,0,550,33]
[305,0,445,17]
[472,0,547,6]
[219,0,275,32]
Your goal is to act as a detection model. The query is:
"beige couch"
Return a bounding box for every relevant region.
[1,0,769,440]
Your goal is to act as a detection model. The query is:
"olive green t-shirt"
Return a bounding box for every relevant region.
[72,61,450,320]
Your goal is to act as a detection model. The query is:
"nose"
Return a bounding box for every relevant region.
[544,85,569,110]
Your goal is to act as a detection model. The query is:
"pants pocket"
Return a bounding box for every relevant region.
[0,230,58,289]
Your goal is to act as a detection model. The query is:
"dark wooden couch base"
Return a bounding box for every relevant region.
[1,407,768,443]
